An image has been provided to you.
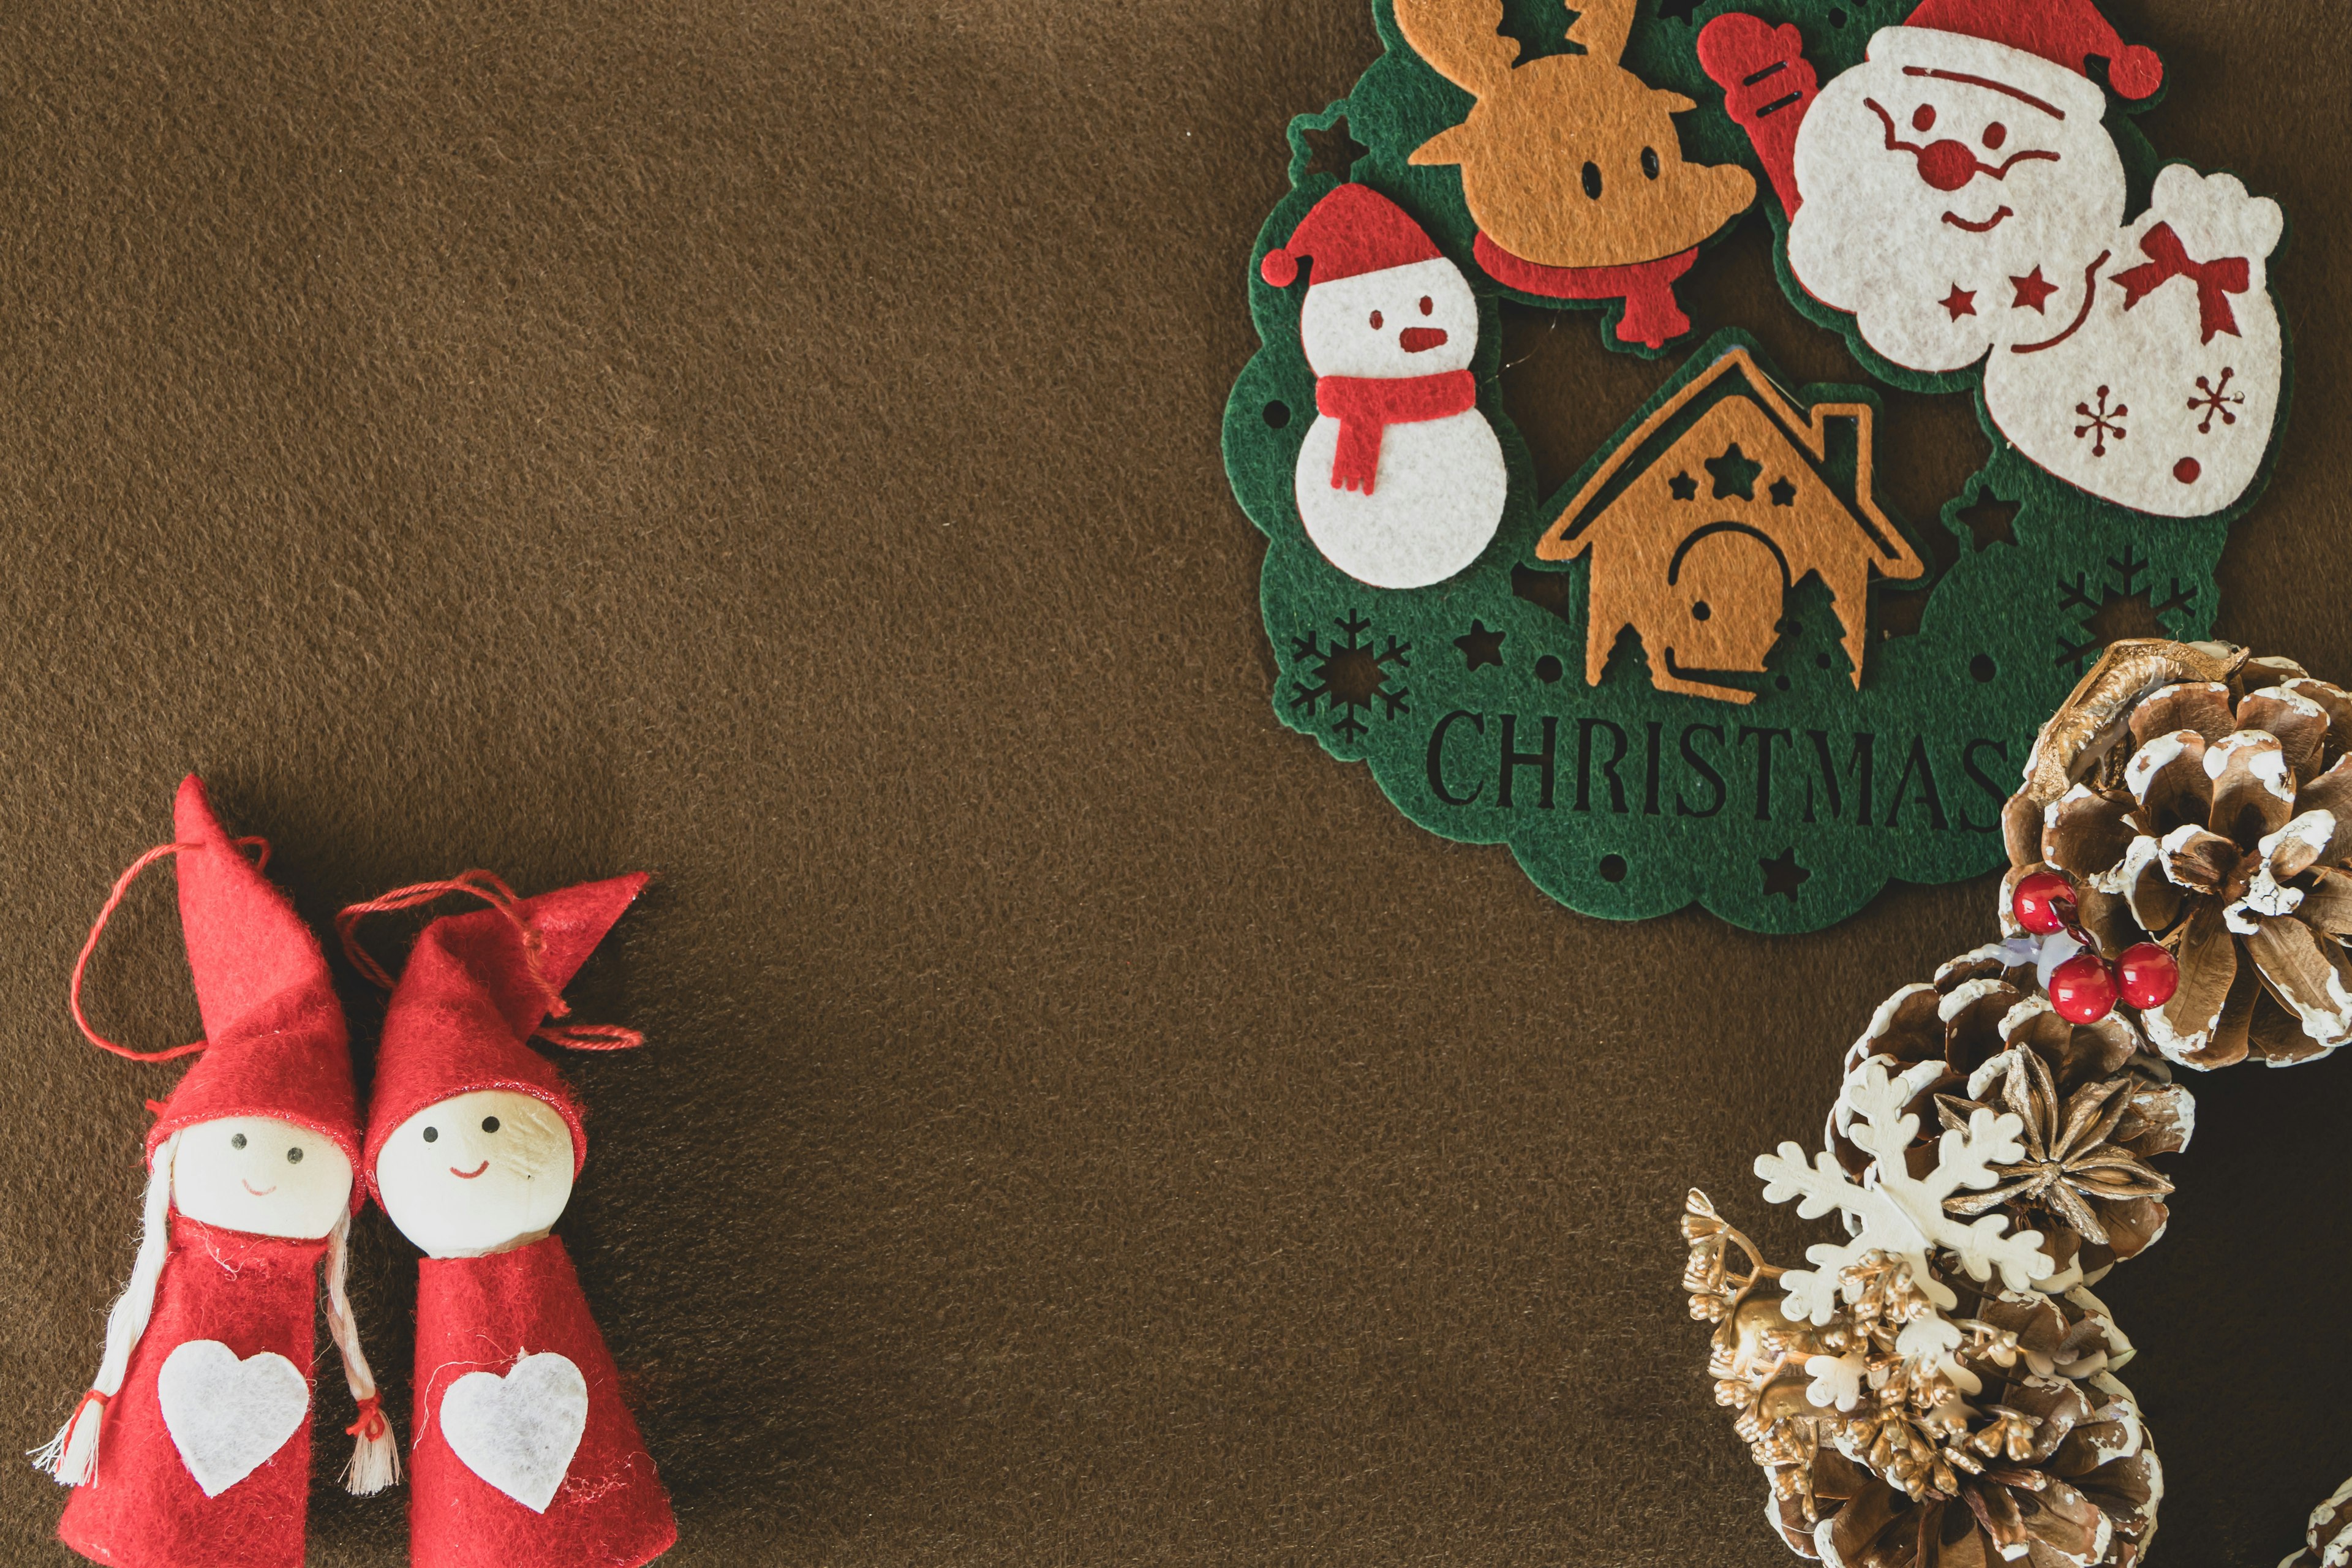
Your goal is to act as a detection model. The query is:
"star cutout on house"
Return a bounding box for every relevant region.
[1760,846,1811,902]
[1454,619,1505,671]
[2010,266,2058,314]
[1705,443,1762,502]
[1668,470,1698,501]
[1940,284,1977,320]
[1768,477,1797,507]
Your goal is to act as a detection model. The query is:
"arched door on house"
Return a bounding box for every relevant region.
[1663,524,1789,677]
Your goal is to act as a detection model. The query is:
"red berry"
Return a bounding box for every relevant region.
[2049,952,2120,1024]
[2116,942,2180,1010]
[2011,870,2075,935]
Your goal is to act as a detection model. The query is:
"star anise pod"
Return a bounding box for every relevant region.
[1938,1046,2173,1251]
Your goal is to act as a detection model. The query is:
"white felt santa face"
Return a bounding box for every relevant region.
[170,1116,354,1240]
[1788,28,2122,373]
[375,1089,576,1257]
[1298,258,1480,380]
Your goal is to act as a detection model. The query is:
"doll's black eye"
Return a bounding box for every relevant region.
[481,1117,501,1134]
[423,1126,439,1144]
[230,1133,247,1150]
[286,1147,304,1164]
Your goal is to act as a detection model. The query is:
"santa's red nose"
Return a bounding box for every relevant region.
[1399,326,1448,353]
[1915,139,1979,193]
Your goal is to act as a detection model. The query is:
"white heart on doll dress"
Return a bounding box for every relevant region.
[439,1351,589,1513]
[156,1339,311,1498]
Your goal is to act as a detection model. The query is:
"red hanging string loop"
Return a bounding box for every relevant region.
[337,870,642,1049]
[69,837,268,1062]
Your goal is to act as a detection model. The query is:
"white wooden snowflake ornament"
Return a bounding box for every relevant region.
[1756,1058,2052,1330]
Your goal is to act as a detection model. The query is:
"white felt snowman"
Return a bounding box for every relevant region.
[1260,184,1506,589]
[1784,0,2282,518]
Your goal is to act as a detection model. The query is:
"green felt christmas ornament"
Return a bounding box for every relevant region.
[1223,0,2291,933]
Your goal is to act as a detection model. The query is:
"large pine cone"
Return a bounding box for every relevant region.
[1830,951,2193,1278]
[2010,641,2352,1069]
[1775,1287,2159,1568]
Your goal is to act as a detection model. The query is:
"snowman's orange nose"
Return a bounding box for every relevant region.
[1399,326,1448,353]
[1916,139,1980,192]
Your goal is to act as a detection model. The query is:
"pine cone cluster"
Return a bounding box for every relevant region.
[1831,949,2193,1280]
[1685,1197,2160,1567]
[1683,642,2352,1567]
[2019,643,2352,1068]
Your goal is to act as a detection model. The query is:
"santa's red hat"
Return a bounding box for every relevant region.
[358,873,648,1194]
[1260,184,1442,289]
[1902,0,2162,100]
[97,776,363,1174]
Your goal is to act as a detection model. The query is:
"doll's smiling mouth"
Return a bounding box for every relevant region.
[241,1180,277,1196]
[450,1161,491,1179]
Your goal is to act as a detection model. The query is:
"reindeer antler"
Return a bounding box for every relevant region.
[1562,0,1637,65]
[1395,0,1520,97]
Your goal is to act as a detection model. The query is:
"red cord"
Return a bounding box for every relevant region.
[71,837,273,1061]
[345,1393,386,1441]
[337,872,644,1051]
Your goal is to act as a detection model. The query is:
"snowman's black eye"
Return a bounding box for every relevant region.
[481,1117,501,1134]
[1640,146,1660,180]
[422,1126,439,1144]
[1913,104,1936,133]
[285,1147,304,1164]
[1368,309,1383,330]
[230,1133,248,1150]
[1581,161,1602,199]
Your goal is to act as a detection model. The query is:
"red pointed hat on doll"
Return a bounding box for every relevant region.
[1900,0,2163,100]
[356,871,649,1194]
[75,775,361,1174]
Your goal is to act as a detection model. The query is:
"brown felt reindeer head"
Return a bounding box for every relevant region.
[1398,0,1755,271]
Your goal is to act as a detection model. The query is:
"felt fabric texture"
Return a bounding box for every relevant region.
[412,1238,674,1568]
[0,3,2346,1565]
[363,875,647,1187]
[1314,369,1479,494]
[58,1217,326,1568]
[148,777,360,1170]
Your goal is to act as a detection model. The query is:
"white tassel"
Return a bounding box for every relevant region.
[323,1210,401,1494]
[31,1134,179,1486]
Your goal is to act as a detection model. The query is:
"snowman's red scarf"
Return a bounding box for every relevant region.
[1314,370,1476,496]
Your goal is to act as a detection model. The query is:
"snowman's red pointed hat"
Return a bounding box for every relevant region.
[353,871,648,1193]
[72,776,362,1174]
[1260,184,1443,289]
[1901,0,2162,100]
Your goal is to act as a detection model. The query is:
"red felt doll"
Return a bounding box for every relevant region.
[344,869,676,1568]
[36,775,399,1568]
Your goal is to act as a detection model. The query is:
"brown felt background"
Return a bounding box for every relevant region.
[0,2,2342,1564]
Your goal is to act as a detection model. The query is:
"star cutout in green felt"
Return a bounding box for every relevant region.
[1668,471,1699,501]
[1760,847,1811,902]
[1454,620,1505,671]
[1706,443,1762,502]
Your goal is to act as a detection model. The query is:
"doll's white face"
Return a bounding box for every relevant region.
[374,1090,575,1257]
[171,1117,354,1240]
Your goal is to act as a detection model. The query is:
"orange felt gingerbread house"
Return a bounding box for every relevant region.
[1532,348,1925,704]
